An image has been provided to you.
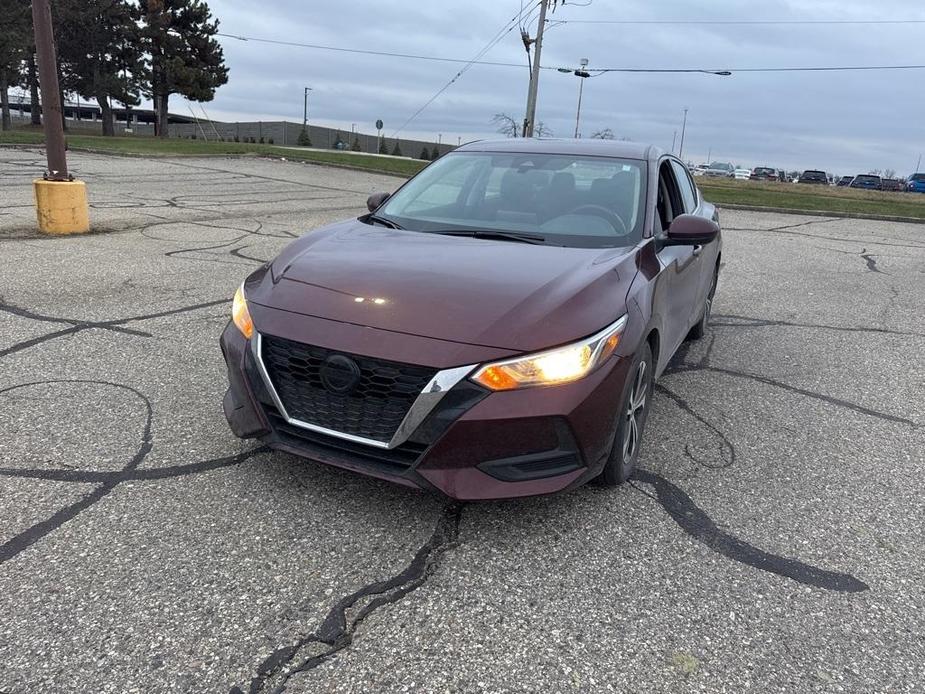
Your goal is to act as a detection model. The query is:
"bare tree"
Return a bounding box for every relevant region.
[884,168,896,180]
[535,121,553,137]
[869,169,882,176]
[491,113,519,138]
[591,128,615,140]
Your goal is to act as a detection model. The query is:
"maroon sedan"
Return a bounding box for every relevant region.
[221,139,721,500]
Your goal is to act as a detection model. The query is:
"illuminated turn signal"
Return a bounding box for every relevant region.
[232,285,254,339]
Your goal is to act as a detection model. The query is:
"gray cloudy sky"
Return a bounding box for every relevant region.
[194,0,925,175]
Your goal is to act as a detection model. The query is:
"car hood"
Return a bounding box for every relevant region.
[246,219,638,353]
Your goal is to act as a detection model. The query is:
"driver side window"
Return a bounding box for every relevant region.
[655,161,683,234]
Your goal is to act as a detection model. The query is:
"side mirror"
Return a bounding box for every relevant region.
[665,214,720,246]
[367,192,391,212]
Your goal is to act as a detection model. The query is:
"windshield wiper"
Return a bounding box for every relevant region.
[367,214,403,230]
[430,229,547,245]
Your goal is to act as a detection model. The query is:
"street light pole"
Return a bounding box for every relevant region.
[574,58,589,139]
[678,107,689,160]
[522,0,550,137]
[303,87,312,127]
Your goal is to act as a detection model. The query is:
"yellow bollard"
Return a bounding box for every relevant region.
[33,179,90,235]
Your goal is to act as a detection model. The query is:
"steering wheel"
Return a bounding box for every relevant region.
[568,205,628,236]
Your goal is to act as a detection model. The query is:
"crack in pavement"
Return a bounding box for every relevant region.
[232,503,464,694]
[860,249,886,274]
[711,313,924,339]
[0,380,151,566]
[0,378,269,566]
[632,469,869,593]
[0,297,228,360]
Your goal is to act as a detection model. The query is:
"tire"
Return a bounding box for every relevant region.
[597,343,655,485]
[687,266,719,341]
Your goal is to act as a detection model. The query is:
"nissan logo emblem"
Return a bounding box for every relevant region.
[319,354,361,394]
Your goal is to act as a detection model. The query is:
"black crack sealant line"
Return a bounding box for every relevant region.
[0,379,268,567]
[233,503,464,694]
[632,468,869,593]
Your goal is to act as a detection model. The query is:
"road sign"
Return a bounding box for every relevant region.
[375,119,383,131]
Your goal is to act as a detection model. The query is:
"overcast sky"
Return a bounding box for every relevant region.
[190,0,924,175]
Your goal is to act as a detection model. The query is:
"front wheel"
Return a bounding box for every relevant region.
[597,343,655,485]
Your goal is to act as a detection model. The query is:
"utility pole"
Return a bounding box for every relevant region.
[678,107,689,160]
[522,0,550,137]
[916,153,923,173]
[573,58,590,139]
[671,130,677,153]
[30,0,89,234]
[31,0,67,181]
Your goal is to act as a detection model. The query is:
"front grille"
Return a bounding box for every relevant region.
[266,406,426,473]
[261,334,437,443]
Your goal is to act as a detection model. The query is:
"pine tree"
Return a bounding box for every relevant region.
[297,127,312,147]
[390,141,402,157]
[419,146,430,160]
[378,137,388,155]
[140,0,228,137]
[351,135,361,151]
[430,147,440,161]
[0,0,31,130]
[54,0,146,136]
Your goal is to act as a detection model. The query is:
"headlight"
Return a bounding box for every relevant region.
[472,316,627,391]
[232,284,254,339]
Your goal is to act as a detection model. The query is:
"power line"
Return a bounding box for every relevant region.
[216,33,528,69]
[389,4,541,137]
[560,18,925,25]
[593,64,925,73]
[216,32,925,75]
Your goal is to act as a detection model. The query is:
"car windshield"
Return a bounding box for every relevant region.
[910,174,925,182]
[376,151,647,248]
[803,171,825,179]
[855,175,879,182]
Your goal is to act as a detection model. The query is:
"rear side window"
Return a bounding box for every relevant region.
[670,160,697,213]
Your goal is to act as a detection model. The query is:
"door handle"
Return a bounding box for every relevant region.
[692,245,703,257]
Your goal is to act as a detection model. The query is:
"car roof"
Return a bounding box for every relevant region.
[455,138,662,162]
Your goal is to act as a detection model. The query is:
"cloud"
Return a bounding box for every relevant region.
[188,0,925,174]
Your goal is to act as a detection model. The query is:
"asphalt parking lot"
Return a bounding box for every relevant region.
[1,147,924,694]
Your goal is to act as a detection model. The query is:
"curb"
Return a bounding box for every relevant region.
[717,203,925,225]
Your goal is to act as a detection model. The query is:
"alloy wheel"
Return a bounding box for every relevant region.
[622,360,649,465]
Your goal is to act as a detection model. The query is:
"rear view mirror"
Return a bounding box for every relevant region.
[367,192,391,212]
[665,214,720,246]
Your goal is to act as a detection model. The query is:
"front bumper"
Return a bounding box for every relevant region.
[220,322,630,501]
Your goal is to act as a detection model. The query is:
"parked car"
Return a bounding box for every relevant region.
[850,174,882,191]
[221,139,723,500]
[733,168,751,180]
[907,173,925,193]
[703,162,735,178]
[881,178,904,192]
[837,176,854,187]
[798,170,829,185]
[749,167,779,181]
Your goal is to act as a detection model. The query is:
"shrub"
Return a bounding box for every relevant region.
[268,137,274,144]
[297,128,312,147]
[419,147,430,160]
[259,136,265,144]
[351,136,361,152]
[390,141,403,157]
